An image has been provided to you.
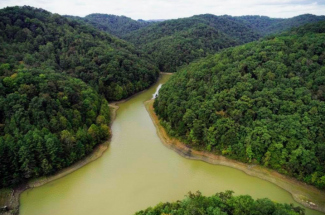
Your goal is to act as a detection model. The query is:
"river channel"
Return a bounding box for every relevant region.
[20,74,322,215]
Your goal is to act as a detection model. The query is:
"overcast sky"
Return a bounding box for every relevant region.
[1,0,325,20]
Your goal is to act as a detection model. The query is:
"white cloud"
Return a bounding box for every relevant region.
[0,0,325,20]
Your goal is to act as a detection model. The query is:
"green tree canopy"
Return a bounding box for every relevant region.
[135,191,305,215]
[0,67,111,188]
[154,21,325,189]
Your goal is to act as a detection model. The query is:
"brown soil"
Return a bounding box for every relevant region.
[145,99,325,214]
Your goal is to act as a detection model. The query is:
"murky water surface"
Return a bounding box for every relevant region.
[20,74,322,215]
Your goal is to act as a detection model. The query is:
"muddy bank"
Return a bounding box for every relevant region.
[0,104,119,215]
[145,99,325,214]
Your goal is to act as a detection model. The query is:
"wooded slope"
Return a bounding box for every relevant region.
[154,21,325,189]
[0,6,159,101]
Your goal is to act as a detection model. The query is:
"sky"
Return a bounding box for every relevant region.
[1,0,325,20]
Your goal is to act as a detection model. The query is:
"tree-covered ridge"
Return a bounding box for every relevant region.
[234,14,325,36]
[135,191,305,215]
[82,14,152,38]
[138,25,239,72]
[124,15,260,46]
[67,12,325,73]
[154,21,325,189]
[123,14,260,72]
[0,66,110,188]
[0,6,159,101]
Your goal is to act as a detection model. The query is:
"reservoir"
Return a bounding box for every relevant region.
[20,74,323,215]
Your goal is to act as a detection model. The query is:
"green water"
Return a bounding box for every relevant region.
[20,74,322,215]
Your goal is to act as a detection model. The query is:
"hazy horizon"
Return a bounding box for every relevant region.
[1,0,325,20]
[67,12,322,21]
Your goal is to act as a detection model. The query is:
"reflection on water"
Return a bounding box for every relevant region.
[152,84,162,99]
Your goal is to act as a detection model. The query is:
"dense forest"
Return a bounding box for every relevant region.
[66,13,325,73]
[0,6,159,101]
[0,6,160,188]
[235,14,325,36]
[122,14,325,72]
[124,15,260,45]
[154,21,325,189]
[123,14,260,72]
[0,66,110,188]
[135,191,305,215]
[66,14,152,38]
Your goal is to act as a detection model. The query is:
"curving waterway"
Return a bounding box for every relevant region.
[20,74,323,215]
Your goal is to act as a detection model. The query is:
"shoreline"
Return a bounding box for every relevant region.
[0,73,169,215]
[0,104,120,215]
[144,99,325,214]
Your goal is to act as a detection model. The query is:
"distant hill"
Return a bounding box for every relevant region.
[125,14,260,45]
[145,19,166,22]
[65,14,155,38]
[154,21,325,189]
[82,14,152,38]
[70,13,325,73]
[234,14,325,36]
[122,13,325,72]
[122,14,261,72]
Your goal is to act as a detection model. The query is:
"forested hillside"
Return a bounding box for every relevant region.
[0,67,110,188]
[64,12,325,73]
[66,14,151,38]
[135,191,305,215]
[125,15,260,46]
[154,21,325,189]
[0,6,159,101]
[235,14,325,36]
[0,6,160,188]
[129,25,240,72]
[120,14,325,72]
[123,15,260,72]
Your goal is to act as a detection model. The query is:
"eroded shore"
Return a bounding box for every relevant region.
[144,99,325,214]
